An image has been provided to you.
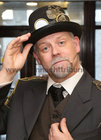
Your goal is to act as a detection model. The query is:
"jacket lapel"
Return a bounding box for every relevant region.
[23,79,47,137]
[62,70,93,132]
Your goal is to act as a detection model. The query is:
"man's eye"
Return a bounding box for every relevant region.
[42,46,50,52]
[59,41,64,45]
[43,46,48,50]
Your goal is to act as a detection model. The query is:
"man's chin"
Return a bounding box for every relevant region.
[50,66,74,78]
[52,72,70,79]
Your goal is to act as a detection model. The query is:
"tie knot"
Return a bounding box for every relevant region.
[48,84,65,106]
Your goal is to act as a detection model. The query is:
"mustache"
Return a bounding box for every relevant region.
[51,57,72,66]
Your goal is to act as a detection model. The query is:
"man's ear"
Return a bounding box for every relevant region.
[74,36,80,53]
[33,52,41,64]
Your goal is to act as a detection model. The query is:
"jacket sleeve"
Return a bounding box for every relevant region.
[0,84,11,134]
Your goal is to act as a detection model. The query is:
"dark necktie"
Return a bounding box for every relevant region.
[48,85,65,107]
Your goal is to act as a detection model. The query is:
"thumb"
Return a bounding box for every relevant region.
[60,118,68,133]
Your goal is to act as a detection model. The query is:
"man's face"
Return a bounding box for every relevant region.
[33,32,80,81]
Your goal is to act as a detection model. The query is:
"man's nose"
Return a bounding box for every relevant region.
[52,45,60,56]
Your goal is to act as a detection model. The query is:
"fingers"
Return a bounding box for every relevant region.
[12,33,31,45]
[49,119,73,140]
[7,33,31,50]
[60,118,68,133]
[49,122,60,137]
[60,118,73,139]
[51,123,60,133]
[22,43,33,59]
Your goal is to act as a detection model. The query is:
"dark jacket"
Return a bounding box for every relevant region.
[6,70,101,140]
[0,84,11,134]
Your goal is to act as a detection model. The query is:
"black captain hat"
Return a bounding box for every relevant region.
[27,5,82,51]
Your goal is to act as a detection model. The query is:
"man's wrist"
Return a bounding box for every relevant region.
[0,67,17,84]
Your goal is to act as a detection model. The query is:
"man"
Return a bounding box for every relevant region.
[0,33,32,134]
[6,5,101,140]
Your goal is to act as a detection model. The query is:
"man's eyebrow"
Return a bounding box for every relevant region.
[57,35,67,39]
[37,42,47,47]
[37,35,67,46]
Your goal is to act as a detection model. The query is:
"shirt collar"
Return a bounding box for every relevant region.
[46,65,84,95]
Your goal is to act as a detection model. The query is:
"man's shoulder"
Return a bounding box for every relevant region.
[18,75,48,84]
[9,75,47,95]
[92,80,101,91]
[84,70,101,93]
[14,75,48,91]
[91,79,101,99]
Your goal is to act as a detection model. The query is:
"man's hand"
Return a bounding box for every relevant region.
[49,118,73,140]
[0,33,33,84]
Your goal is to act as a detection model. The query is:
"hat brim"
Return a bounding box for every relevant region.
[26,21,82,53]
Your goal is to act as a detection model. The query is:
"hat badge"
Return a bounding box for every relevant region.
[46,5,69,22]
[34,18,49,30]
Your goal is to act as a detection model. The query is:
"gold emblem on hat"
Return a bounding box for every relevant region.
[46,6,58,19]
[46,5,69,22]
[56,13,69,22]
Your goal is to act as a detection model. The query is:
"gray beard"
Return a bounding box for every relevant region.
[50,60,74,79]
